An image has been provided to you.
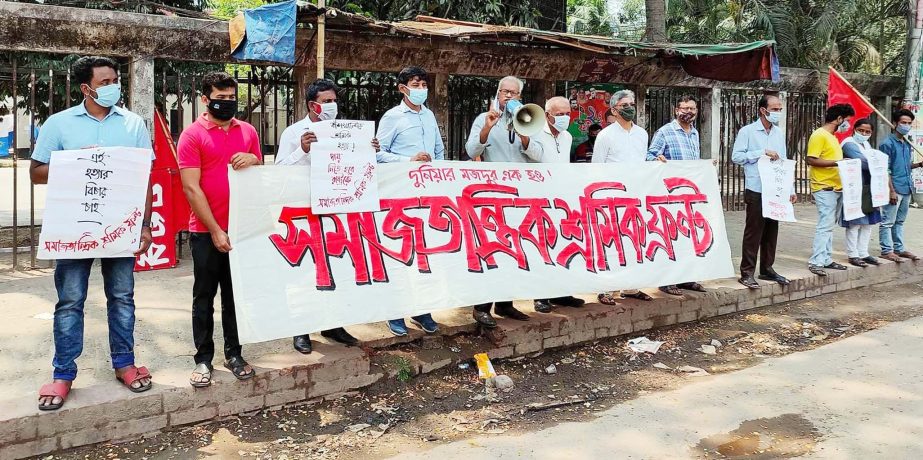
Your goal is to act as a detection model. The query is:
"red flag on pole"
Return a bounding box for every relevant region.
[827,68,875,142]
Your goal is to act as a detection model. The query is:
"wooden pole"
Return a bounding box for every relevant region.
[316,0,325,79]
[829,66,923,159]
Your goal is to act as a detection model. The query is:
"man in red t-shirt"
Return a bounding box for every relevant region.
[178,72,262,388]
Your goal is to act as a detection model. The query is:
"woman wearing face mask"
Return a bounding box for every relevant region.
[839,119,882,267]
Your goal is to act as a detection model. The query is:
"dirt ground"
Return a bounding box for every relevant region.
[48,281,923,460]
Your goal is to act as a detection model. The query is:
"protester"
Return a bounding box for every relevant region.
[646,95,708,296]
[592,89,654,304]
[731,94,795,289]
[275,78,377,352]
[31,56,154,410]
[878,108,922,262]
[376,66,444,336]
[178,71,262,387]
[840,118,883,267]
[806,103,855,276]
[465,76,534,328]
[573,123,601,162]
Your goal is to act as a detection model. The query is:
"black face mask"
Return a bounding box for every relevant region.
[207,98,237,121]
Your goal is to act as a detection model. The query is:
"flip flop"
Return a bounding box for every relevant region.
[38,381,71,411]
[116,365,152,393]
[190,362,213,388]
[623,291,654,301]
[597,292,620,305]
[659,285,684,296]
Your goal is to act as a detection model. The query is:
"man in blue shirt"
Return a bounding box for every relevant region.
[878,108,923,262]
[731,95,796,289]
[31,56,154,411]
[376,66,443,337]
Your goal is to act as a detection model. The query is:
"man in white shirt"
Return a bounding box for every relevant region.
[275,78,378,353]
[520,96,587,313]
[591,89,655,305]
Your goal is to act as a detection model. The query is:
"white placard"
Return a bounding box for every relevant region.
[38,147,153,259]
[838,158,864,221]
[865,149,890,207]
[309,119,379,214]
[228,160,735,344]
[756,156,796,222]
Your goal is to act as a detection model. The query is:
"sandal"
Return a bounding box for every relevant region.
[190,362,213,388]
[597,292,620,305]
[38,381,71,411]
[659,285,684,296]
[224,356,255,380]
[116,365,152,393]
[623,291,654,301]
[678,282,706,292]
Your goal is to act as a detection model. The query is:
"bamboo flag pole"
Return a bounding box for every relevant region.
[829,66,923,160]
[316,0,326,79]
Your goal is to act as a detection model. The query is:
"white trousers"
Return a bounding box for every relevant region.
[845,224,872,258]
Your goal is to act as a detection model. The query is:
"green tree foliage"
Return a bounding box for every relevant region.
[567,0,613,36]
[326,0,539,27]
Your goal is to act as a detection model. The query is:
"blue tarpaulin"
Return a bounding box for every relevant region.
[231,0,297,65]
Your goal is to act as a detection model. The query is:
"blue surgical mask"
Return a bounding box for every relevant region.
[552,115,570,132]
[406,88,428,106]
[765,111,782,126]
[90,83,121,108]
[853,133,871,144]
[897,124,912,136]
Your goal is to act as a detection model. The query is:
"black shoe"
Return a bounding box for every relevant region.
[550,296,585,308]
[533,299,554,313]
[863,256,881,266]
[825,262,848,270]
[472,309,498,328]
[847,257,868,268]
[808,265,828,277]
[738,274,760,289]
[321,327,359,346]
[758,273,790,286]
[293,335,312,354]
[495,305,530,321]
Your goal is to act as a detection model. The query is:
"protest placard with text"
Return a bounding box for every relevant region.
[838,158,864,221]
[309,119,379,214]
[757,156,796,222]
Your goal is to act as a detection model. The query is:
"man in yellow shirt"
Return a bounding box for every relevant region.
[806,103,855,276]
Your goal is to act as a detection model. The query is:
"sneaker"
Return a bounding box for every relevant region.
[387,319,408,337]
[410,314,439,334]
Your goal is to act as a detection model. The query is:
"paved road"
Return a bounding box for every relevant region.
[396,314,923,459]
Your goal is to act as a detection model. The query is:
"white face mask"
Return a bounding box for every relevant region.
[312,102,338,121]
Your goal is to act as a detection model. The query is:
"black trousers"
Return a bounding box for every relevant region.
[190,232,242,365]
[740,190,779,276]
[474,301,513,313]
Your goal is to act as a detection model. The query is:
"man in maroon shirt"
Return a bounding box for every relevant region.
[178,72,262,387]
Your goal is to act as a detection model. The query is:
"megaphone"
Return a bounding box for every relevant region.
[504,99,546,137]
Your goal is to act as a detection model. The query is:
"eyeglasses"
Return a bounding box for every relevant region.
[498,89,521,96]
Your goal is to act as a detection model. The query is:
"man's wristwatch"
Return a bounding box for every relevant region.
[141,219,151,228]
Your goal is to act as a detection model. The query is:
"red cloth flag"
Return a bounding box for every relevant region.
[827,69,875,142]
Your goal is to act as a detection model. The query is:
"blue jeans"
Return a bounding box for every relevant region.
[880,193,911,255]
[809,190,842,267]
[52,257,137,381]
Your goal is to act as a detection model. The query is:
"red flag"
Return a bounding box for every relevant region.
[827,69,874,142]
[152,110,190,232]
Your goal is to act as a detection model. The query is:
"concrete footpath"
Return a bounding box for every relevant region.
[1,205,923,458]
[397,314,923,460]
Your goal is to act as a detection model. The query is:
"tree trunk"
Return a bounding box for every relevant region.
[643,0,667,42]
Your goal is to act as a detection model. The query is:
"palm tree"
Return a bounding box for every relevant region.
[644,0,667,42]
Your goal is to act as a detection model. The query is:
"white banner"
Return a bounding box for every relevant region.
[838,158,864,221]
[756,156,796,222]
[38,147,152,259]
[865,149,890,207]
[228,161,735,344]
[309,120,379,214]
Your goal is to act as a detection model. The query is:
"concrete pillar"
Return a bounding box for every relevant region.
[293,66,309,122]
[697,87,721,160]
[633,84,648,129]
[431,73,450,155]
[128,57,155,137]
[876,96,893,146]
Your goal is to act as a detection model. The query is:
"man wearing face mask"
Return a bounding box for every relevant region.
[31,56,155,411]
[592,89,655,305]
[805,103,855,276]
[376,66,444,337]
[877,108,922,262]
[275,78,378,352]
[731,94,796,289]
[646,95,708,297]
[178,72,262,387]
